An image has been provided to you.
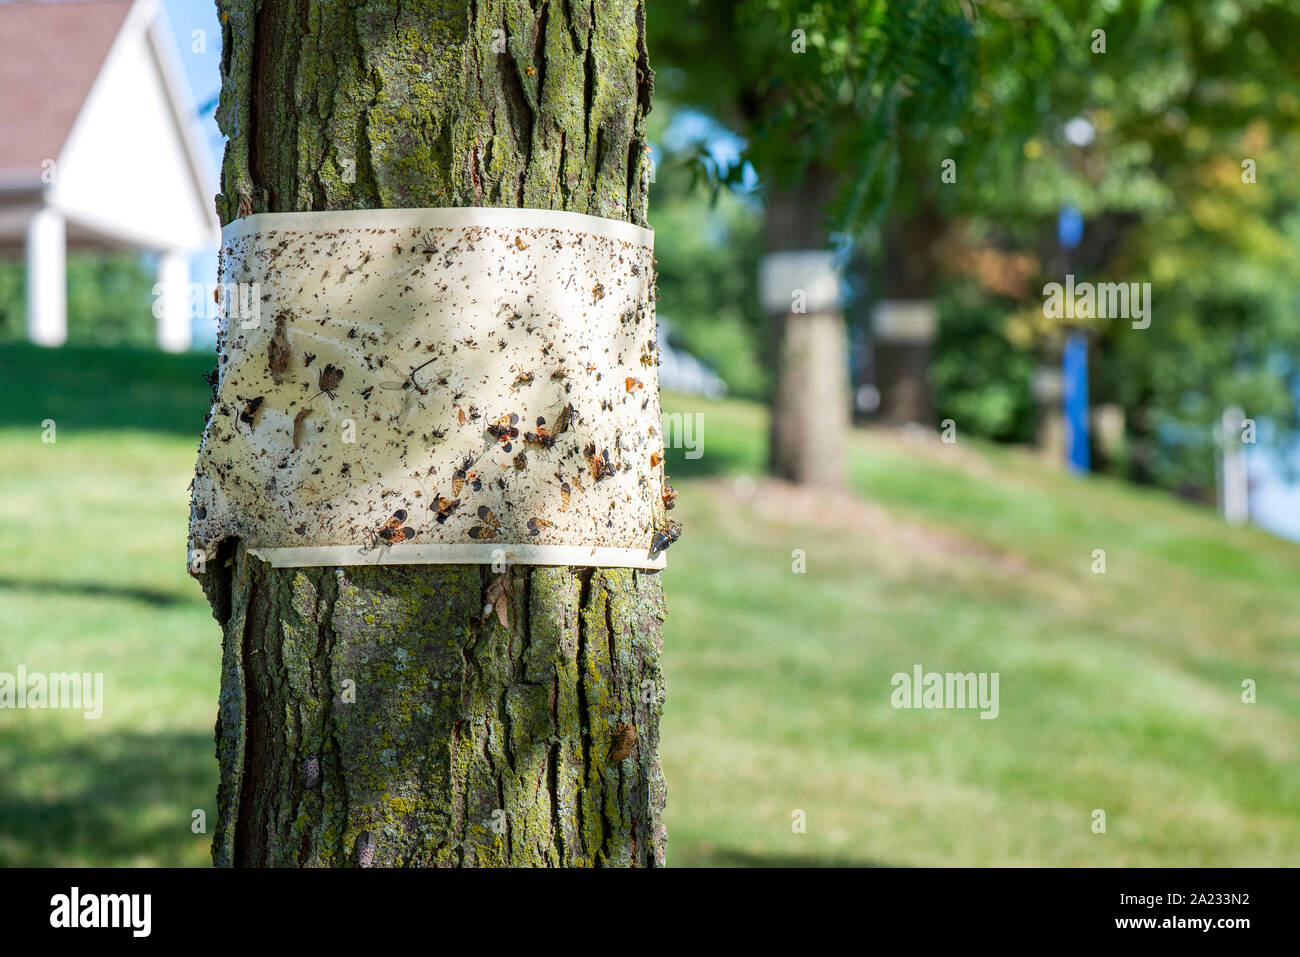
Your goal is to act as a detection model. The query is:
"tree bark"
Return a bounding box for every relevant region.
[202,0,665,867]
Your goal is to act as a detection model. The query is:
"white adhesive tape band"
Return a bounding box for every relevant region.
[189,207,670,570]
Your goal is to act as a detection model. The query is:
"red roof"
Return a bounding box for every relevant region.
[0,0,134,180]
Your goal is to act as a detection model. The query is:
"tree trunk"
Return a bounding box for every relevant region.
[764,171,848,488]
[202,0,665,867]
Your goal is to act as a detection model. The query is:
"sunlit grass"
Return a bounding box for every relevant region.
[1,344,1297,866]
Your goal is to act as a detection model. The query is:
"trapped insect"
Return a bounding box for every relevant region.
[312,363,344,401]
[487,413,521,451]
[468,505,501,540]
[371,509,415,546]
[651,519,682,553]
[524,416,554,448]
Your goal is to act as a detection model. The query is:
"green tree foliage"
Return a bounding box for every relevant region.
[0,253,157,348]
[938,0,1300,490]
[651,0,974,234]
[648,109,767,398]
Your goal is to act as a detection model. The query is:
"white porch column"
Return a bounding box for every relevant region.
[26,207,66,346]
[155,249,192,352]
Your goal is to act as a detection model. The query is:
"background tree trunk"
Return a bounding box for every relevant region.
[764,171,848,488]
[202,0,666,867]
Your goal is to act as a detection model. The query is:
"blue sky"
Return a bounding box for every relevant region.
[156,0,1299,542]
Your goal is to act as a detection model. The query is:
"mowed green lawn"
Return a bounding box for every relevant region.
[1,343,1297,866]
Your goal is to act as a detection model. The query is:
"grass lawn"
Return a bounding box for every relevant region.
[1,343,1297,866]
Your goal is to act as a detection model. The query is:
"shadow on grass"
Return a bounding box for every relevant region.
[0,576,191,608]
[682,847,891,868]
[0,728,217,867]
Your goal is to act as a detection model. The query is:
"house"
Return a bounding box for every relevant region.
[0,0,219,351]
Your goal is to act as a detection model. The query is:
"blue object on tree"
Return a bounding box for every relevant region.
[1058,205,1084,250]
[1063,333,1090,474]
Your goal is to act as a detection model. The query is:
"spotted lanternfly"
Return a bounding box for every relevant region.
[651,519,682,553]
[452,457,481,497]
[375,509,415,544]
[662,481,678,510]
[487,413,520,451]
[468,505,500,540]
[557,481,572,511]
[313,364,343,401]
[526,516,555,537]
[585,443,614,482]
[524,416,554,448]
[610,722,637,761]
[431,494,461,524]
[554,402,581,435]
[239,396,264,428]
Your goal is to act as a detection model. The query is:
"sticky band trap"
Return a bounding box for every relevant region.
[188,207,668,570]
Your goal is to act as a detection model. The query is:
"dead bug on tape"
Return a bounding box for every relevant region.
[585,443,614,482]
[487,413,521,452]
[549,473,574,511]
[312,363,344,401]
[526,516,555,537]
[239,396,265,428]
[430,494,461,525]
[374,509,415,545]
[513,451,529,471]
[651,519,682,553]
[293,407,312,450]
[625,377,643,393]
[267,312,291,384]
[452,457,481,497]
[662,481,678,510]
[468,505,500,540]
[554,402,581,435]
[524,416,555,448]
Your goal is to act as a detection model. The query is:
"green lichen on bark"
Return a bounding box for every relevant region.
[215,0,652,222]
[204,0,664,867]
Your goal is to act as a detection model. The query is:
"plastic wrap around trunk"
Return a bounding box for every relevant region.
[188,207,668,570]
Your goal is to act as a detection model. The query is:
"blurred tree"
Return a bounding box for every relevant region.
[651,0,975,486]
[202,0,666,867]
